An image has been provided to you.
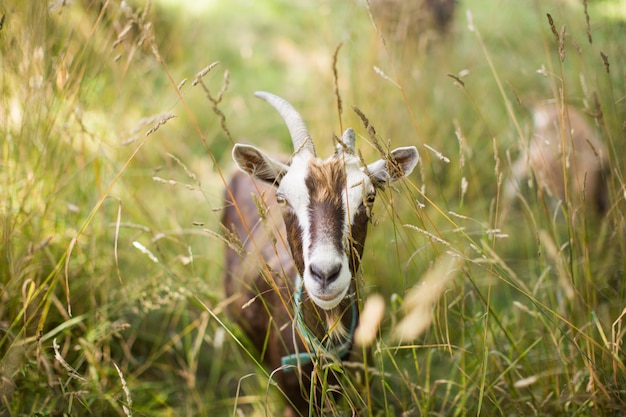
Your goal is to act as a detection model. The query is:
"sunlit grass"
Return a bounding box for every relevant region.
[1,0,624,415]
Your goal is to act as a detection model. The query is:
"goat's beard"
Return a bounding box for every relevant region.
[325,305,349,342]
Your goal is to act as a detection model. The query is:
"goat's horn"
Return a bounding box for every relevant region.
[339,128,356,155]
[254,91,316,156]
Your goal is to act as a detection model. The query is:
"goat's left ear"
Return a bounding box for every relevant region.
[232,144,289,186]
[367,146,419,185]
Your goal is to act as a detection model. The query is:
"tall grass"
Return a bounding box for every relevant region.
[1,0,624,416]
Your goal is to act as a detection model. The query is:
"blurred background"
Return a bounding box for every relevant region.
[1,0,625,415]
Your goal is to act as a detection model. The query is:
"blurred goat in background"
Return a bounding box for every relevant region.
[506,102,609,218]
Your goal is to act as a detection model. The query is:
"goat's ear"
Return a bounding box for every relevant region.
[232,144,289,185]
[366,146,419,185]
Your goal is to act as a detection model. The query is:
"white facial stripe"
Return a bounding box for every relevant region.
[278,154,312,269]
[344,162,373,226]
[280,154,374,310]
[278,154,311,211]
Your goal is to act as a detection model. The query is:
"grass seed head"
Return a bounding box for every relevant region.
[393,255,458,341]
[354,293,386,347]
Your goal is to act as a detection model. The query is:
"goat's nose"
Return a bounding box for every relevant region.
[309,263,342,284]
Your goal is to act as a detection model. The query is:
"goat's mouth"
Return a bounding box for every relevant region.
[315,293,339,302]
[307,287,349,310]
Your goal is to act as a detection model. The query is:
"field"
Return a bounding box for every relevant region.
[1,0,625,415]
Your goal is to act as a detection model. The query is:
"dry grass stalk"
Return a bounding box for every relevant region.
[538,229,574,301]
[53,338,86,382]
[332,42,343,131]
[114,363,133,417]
[145,113,176,136]
[195,67,234,144]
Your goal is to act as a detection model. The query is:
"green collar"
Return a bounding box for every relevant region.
[281,275,359,370]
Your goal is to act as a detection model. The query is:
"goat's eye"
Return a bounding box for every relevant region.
[365,193,376,205]
[276,193,287,206]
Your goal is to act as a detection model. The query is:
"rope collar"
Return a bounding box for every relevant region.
[281,275,358,370]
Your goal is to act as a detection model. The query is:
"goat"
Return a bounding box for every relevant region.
[506,102,609,217]
[370,0,456,44]
[222,92,419,415]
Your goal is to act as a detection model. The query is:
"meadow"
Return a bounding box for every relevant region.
[1,0,625,415]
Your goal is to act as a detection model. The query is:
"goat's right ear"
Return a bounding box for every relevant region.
[367,146,419,185]
[232,144,289,185]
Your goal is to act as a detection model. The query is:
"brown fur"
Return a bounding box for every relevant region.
[370,0,456,42]
[306,159,347,255]
[507,103,609,216]
[307,159,345,203]
[222,165,363,414]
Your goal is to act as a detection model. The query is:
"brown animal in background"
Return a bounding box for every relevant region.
[222,92,419,415]
[370,0,456,44]
[507,102,609,216]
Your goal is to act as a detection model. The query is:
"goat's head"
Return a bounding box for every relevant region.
[233,92,419,310]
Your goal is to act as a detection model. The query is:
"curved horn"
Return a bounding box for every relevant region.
[255,91,315,156]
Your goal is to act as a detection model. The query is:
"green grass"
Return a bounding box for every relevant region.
[1,0,625,415]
